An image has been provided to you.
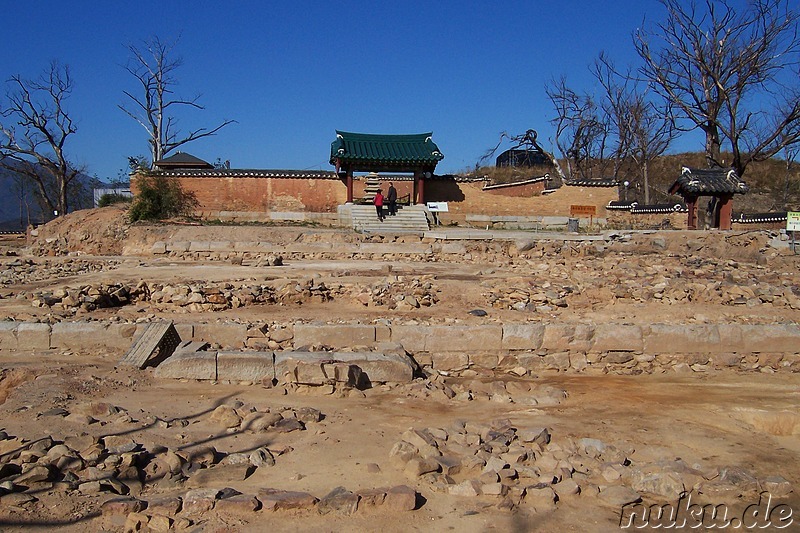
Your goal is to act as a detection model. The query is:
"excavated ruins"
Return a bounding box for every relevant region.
[0,205,798,531]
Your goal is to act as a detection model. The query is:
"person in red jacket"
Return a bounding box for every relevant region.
[373,190,385,221]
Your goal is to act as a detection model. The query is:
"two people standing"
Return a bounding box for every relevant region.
[373,182,398,221]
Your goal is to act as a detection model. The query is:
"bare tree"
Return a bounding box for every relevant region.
[634,0,800,177]
[546,76,610,179]
[0,61,82,218]
[593,54,676,203]
[119,36,235,166]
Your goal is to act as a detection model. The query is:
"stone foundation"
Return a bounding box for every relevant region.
[1,320,798,375]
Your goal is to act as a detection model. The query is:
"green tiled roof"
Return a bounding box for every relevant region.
[330,131,444,166]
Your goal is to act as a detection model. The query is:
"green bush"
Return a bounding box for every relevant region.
[129,175,199,222]
[98,193,132,207]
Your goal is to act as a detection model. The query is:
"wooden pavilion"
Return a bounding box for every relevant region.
[330,131,444,204]
[669,167,749,230]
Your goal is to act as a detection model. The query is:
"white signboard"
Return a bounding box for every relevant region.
[787,211,800,232]
[426,202,449,212]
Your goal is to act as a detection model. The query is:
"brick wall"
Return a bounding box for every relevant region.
[133,173,618,219]
[426,181,618,218]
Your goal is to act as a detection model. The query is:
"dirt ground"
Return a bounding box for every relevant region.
[0,208,798,531]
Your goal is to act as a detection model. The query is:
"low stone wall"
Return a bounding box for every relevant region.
[2,320,798,375]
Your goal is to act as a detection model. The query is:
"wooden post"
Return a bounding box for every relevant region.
[718,194,733,230]
[346,168,353,204]
[417,172,425,204]
[686,196,698,230]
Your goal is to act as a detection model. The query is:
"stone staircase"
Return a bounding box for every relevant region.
[344,204,431,233]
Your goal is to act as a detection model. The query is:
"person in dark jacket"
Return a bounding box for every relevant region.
[387,182,398,216]
[374,190,385,221]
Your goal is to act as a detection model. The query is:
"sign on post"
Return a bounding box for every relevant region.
[788,211,800,254]
[787,211,800,232]
[570,205,597,216]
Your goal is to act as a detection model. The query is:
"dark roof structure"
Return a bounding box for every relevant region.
[564,178,618,188]
[330,131,444,167]
[153,168,339,179]
[154,152,215,170]
[733,212,787,224]
[669,167,748,196]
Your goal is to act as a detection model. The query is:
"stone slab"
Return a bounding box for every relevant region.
[192,323,248,349]
[591,324,643,352]
[119,322,181,369]
[0,322,19,350]
[274,351,414,384]
[425,325,502,353]
[644,324,722,353]
[292,323,376,349]
[217,351,274,381]
[502,324,545,351]
[51,322,112,351]
[154,351,217,380]
[16,322,51,351]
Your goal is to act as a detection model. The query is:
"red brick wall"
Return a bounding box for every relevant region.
[133,174,348,213]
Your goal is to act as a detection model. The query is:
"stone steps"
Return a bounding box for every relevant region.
[349,204,430,233]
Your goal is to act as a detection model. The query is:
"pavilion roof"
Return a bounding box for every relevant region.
[669,167,749,196]
[154,152,214,170]
[330,131,444,168]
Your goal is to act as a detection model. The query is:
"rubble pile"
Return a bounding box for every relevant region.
[390,422,794,511]
[483,256,800,312]
[25,276,441,315]
[0,258,122,286]
[347,275,439,310]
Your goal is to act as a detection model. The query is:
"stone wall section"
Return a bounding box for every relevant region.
[2,320,798,375]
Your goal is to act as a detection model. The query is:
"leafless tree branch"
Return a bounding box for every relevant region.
[118,36,236,165]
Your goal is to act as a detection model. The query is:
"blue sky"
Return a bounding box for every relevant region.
[2,0,703,181]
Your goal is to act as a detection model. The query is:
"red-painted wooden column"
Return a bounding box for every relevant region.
[417,172,425,204]
[346,168,353,203]
[718,194,733,230]
[686,195,698,230]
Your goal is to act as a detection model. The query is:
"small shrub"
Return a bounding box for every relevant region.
[98,193,132,207]
[129,175,198,222]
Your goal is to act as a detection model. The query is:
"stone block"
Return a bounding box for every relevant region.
[501,323,545,351]
[644,324,721,353]
[0,322,19,350]
[259,489,318,511]
[216,351,274,381]
[390,325,428,352]
[431,352,470,372]
[541,324,575,351]
[384,485,417,511]
[166,241,190,253]
[591,324,643,352]
[330,352,415,383]
[51,322,111,350]
[293,323,376,349]
[150,242,167,254]
[154,351,217,380]
[208,241,233,253]
[724,324,800,353]
[425,325,502,353]
[193,323,247,349]
[16,322,51,351]
[188,242,211,252]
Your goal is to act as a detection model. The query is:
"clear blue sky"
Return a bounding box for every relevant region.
[2,0,703,181]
